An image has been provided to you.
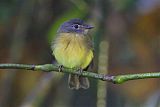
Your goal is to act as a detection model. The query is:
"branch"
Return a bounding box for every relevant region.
[0,63,160,84]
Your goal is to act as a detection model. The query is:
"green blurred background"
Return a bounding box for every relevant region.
[0,0,160,107]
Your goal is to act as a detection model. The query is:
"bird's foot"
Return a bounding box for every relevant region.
[76,68,83,75]
[58,65,63,72]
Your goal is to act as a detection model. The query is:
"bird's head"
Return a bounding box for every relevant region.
[58,18,94,35]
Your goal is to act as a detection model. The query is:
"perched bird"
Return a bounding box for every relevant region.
[51,18,94,89]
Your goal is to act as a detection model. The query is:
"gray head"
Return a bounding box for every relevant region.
[58,18,94,34]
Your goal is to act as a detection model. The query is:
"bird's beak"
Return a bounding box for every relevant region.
[84,24,94,29]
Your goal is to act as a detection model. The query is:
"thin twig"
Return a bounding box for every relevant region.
[0,63,160,84]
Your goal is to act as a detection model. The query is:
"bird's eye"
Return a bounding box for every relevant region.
[73,24,79,29]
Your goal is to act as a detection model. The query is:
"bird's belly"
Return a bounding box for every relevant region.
[53,42,93,69]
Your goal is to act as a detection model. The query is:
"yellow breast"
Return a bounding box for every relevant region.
[52,33,93,69]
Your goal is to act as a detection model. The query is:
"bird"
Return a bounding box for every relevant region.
[51,18,94,89]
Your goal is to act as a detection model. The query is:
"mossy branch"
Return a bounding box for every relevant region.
[0,63,160,84]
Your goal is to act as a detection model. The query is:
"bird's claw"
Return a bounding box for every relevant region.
[77,68,83,75]
[58,65,63,72]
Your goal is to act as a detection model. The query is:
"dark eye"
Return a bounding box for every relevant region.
[73,24,79,29]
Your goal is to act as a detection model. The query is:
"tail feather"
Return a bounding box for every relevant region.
[68,74,90,90]
[79,76,89,89]
[68,74,80,90]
